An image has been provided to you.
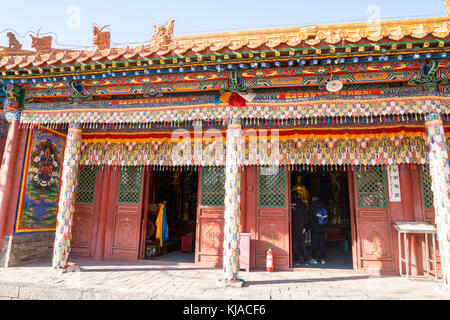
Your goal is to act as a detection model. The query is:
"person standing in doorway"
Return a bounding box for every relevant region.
[309,196,328,265]
[291,192,309,266]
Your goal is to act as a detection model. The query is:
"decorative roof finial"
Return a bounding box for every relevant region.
[7,32,22,50]
[447,0,450,17]
[151,19,175,47]
[29,28,52,53]
[93,25,111,51]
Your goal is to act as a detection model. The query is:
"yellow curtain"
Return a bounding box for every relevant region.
[155,204,165,247]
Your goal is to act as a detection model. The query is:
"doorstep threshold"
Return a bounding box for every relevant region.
[292,267,356,273]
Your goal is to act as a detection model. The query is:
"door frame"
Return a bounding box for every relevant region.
[287,169,358,270]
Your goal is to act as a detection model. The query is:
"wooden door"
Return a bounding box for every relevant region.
[195,167,225,267]
[71,166,102,258]
[353,168,394,273]
[105,166,145,260]
[255,167,290,270]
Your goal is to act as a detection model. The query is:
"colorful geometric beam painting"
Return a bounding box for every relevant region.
[19,95,450,125]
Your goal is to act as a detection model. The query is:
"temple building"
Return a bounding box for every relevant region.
[0,3,449,289]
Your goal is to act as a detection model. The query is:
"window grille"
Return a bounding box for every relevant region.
[421,165,434,209]
[355,168,388,208]
[76,166,97,204]
[117,166,143,204]
[258,167,286,208]
[200,167,225,207]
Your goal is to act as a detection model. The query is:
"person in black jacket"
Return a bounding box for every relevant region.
[309,196,328,264]
[291,192,309,266]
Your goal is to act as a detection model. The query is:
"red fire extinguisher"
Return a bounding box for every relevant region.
[266,248,274,272]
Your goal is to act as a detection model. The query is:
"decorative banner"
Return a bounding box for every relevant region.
[14,127,66,233]
[222,123,242,281]
[387,165,401,202]
[425,113,450,289]
[52,125,82,269]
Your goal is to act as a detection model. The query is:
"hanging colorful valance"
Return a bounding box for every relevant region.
[78,125,450,167]
[80,124,429,142]
[18,95,450,125]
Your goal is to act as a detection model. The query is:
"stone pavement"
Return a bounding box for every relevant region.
[0,258,448,300]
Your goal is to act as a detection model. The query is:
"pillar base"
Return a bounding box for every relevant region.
[216,278,245,288]
[53,262,80,273]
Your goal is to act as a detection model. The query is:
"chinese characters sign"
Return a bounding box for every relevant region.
[387,165,401,202]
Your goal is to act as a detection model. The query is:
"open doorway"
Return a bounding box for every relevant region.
[141,170,198,263]
[291,169,353,269]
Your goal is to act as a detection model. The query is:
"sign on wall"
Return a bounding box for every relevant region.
[387,165,401,202]
[14,127,66,234]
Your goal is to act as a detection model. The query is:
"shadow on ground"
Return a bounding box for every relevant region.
[242,275,386,287]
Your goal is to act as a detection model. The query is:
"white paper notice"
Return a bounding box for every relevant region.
[388,165,401,202]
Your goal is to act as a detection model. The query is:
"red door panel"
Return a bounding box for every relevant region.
[71,205,95,257]
[353,170,394,273]
[195,168,225,267]
[196,217,224,265]
[71,168,103,259]
[255,170,290,270]
[105,167,144,261]
[358,220,392,259]
[256,212,290,269]
[112,213,141,250]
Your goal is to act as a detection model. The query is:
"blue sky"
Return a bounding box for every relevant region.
[0,0,447,50]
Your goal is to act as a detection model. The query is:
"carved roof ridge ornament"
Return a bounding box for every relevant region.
[30,28,53,54]
[93,25,111,51]
[151,19,175,48]
[3,17,450,70]
[7,32,22,50]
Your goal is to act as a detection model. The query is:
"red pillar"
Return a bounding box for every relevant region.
[94,167,111,260]
[0,121,20,251]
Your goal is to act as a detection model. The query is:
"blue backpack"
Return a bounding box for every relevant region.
[316,208,328,225]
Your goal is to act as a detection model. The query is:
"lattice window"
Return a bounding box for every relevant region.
[117,166,143,204]
[355,168,388,208]
[258,168,286,208]
[421,165,434,209]
[200,167,225,207]
[76,166,98,204]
